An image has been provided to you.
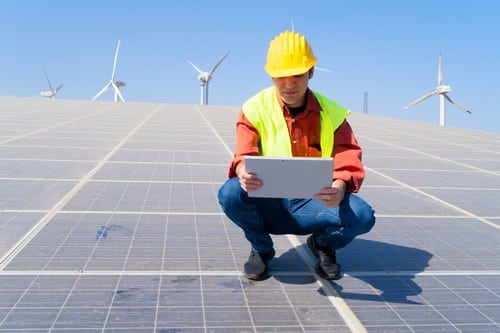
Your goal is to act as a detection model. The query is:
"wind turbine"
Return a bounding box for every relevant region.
[188,51,230,105]
[92,40,126,102]
[405,53,471,126]
[40,67,63,99]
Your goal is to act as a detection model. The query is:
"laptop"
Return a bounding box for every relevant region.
[243,155,333,198]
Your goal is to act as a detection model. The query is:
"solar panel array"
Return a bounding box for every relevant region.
[0,96,499,332]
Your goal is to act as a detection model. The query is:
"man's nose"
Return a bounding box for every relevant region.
[283,76,296,86]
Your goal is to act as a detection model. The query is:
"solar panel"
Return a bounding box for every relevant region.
[0,97,498,332]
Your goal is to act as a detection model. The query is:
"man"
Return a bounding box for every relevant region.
[218,31,375,281]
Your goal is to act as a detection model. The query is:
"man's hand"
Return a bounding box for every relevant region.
[236,163,262,192]
[313,179,346,207]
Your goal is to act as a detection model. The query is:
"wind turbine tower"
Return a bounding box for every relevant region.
[363,91,368,114]
[405,54,470,126]
[188,51,230,105]
[92,40,126,102]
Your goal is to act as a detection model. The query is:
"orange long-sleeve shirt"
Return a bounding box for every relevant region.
[228,89,365,193]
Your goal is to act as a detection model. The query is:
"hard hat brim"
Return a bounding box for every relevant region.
[265,65,314,78]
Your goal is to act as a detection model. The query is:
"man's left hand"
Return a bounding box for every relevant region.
[313,179,346,207]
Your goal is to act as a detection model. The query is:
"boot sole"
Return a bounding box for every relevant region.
[244,271,271,281]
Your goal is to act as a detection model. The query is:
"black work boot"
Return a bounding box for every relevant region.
[307,235,341,280]
[243,249,275,281]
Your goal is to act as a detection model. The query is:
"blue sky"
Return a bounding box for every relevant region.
[1,0,499,133]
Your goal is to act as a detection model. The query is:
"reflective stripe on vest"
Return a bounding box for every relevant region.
[242,86,349,157]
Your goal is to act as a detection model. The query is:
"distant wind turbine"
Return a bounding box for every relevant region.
[40,67,63,99]
[92,40,126,102]
[188,51,230,105]
[405,53,471,126]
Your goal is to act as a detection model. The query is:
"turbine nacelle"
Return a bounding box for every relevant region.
[40,85,63,99]
[198,73,209,84]
[436,85,450,94]
[41,91,54,98]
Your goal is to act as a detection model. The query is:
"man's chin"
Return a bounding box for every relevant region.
[282,95,298,105]
[284,100,301,107]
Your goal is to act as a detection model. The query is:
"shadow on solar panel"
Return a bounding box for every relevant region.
[276,238,432,304]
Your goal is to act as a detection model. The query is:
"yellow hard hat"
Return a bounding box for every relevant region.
[264,31,317,78]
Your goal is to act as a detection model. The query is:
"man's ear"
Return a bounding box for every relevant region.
[309,68,314,79]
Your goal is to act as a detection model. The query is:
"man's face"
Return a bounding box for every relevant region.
[272,69,313,108]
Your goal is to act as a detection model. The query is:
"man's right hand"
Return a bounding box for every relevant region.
[236,163,262,192]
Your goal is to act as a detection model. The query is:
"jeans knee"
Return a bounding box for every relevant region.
[218,178,245,211]
[358,208,376,234]
[342,194,376,235]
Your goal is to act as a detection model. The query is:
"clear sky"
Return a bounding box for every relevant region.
[1,0,499,133]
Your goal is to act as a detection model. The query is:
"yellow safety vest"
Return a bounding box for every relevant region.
[242,87,349,157]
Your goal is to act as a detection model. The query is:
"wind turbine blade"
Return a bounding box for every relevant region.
[92,83,111,101]
[438,53,443,85]
[113,82,126,102]
[55,84,64,92]
[444,94,471,113]
[111,40,121,80]
[404,91,437,109]
[208,51,230,76]
[188,60,203,74]
[43,67,54,92]
[315,66,331,73]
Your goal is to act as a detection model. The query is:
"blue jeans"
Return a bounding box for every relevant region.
[218,177,376,253]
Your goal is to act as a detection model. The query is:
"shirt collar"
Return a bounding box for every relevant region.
[276,88,322,114]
